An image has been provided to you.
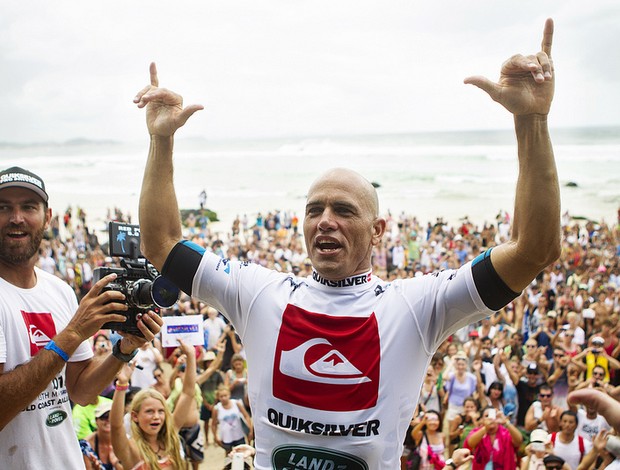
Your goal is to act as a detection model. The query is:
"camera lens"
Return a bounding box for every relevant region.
[129,279,157,308]
[151,276,180,308]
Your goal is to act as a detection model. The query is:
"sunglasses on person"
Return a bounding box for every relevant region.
[539,393,553,398]
[97,412,110,421]
[592,371,605,377]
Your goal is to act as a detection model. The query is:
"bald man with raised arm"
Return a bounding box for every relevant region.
[137,19,559,470]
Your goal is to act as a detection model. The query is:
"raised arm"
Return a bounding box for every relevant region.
[110,364,140,469]
[172,340,198,431]
[465,19,560,292]
[136,63,203,271]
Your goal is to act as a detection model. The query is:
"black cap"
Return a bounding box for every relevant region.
[0,166,48,202]
[527,363,539,374]
[543,455,565,467]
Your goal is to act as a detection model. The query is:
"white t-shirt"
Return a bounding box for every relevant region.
[572,326,586,346]
[577,408,610,442]
[203,315,227,350]
[131,346,159,390]
[191,251,492,469]
[552,433,592,470]
[0,268,94,469]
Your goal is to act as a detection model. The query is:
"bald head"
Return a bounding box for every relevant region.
[308,168,379,217]
[303,167,386,280]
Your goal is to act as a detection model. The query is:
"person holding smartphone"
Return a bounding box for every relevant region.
[464,407,523,470]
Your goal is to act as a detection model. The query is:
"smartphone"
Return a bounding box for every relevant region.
[606,435,620,458]
[231,453,245,470]
[487,408,497,420]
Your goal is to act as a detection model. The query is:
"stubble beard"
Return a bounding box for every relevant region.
[0,224,45,265]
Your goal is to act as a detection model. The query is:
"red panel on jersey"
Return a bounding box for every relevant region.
[273,304,380,411]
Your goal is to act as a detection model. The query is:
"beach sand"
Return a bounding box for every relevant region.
[200,442,227,469]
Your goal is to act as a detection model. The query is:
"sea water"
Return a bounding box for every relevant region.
[1,126,618,237]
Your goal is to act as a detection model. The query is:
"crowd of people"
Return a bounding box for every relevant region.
[34,198,620,470]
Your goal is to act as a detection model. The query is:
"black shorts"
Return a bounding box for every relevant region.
[179,423,204,462]
[200,403,213,421]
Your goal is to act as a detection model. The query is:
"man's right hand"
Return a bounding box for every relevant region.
[464,18,554,117]
[133,62,203,137]
[65,273,129,342]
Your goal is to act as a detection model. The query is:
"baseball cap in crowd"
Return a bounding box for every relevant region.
[592,336,605,346]
[95,401,112,419]
[547,310,557,318]
[543,455,565,470]
[0,166,48,202]
[453,351,468,361]
[527,363,539,374]
[203,350,216,361]
[469,330,479,338]
[530,429,551,444]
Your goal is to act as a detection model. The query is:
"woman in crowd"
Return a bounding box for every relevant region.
[81,402,122,470]
[443,351,478,426]
[448,396,480,455]
[410,409,447,469]
[442,343,460,380]
[93,333,115,397]
[151,365,171,399]
[419,365,444,418]
[110,340,197,470]
[557,329,581,358]
[465,407,523,470]
[481,381,506,413]
[522,338,550,377]
[225,353,249,406]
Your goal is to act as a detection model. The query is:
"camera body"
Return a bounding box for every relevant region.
[94,222,179,337]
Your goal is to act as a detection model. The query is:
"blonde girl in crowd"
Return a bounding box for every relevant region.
[110,340,196,470]
[212,385,253,455]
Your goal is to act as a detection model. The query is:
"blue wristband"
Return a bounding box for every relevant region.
[44,340,70,362]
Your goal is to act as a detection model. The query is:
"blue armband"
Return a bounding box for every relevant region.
[44,340,70,362]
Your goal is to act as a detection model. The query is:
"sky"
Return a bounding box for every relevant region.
[1,1,619,143]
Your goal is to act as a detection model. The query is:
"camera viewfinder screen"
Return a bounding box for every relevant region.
[109,222,142,258]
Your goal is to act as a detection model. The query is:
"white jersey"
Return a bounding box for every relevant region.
[191,251,492,469]
[0,267,94,469]
[577,408,610,442]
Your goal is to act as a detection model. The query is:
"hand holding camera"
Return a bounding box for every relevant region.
[93,222,179,338]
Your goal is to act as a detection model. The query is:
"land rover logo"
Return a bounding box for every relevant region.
[272,445,368,470]
[46,410,68,427]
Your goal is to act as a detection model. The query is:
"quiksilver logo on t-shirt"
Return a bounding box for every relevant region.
[21,311,57,357]
[312,272,372,288]
[273,305,380,411]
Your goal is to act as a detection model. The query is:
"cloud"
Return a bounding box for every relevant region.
[0,0,619,143]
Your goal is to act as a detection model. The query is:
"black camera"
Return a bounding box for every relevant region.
[94,222,180,336]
